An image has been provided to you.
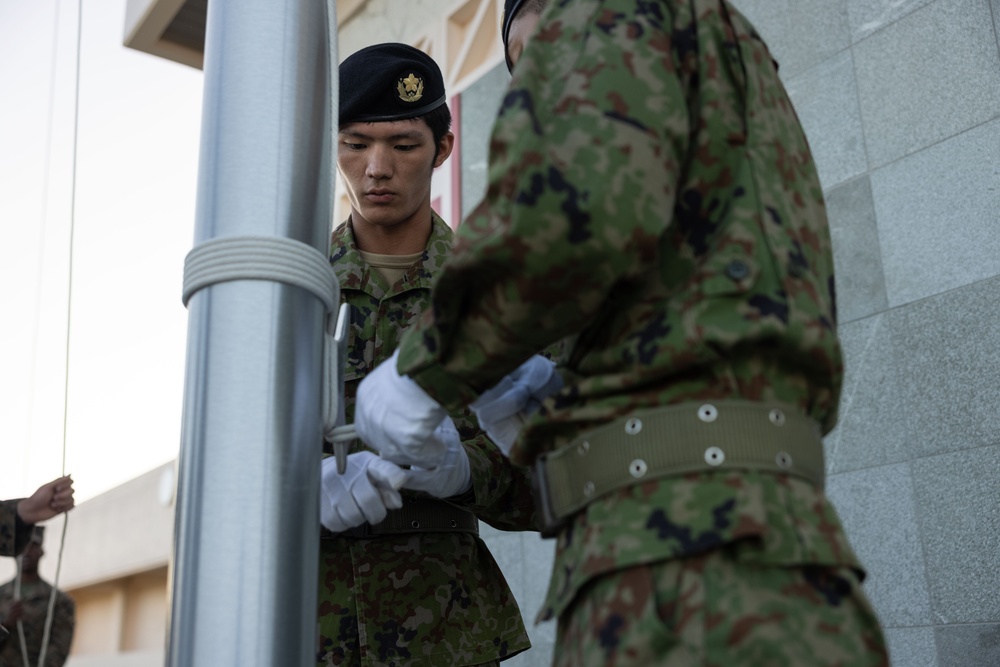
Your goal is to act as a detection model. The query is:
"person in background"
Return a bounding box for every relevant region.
[315,43,538,667]
[0,526,76,666]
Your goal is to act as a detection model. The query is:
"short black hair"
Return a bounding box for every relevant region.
[419,103,453,149]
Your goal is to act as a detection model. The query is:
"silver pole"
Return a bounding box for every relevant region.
[167,0,335,664]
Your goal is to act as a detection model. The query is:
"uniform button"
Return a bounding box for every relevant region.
[704,447,725,466]
[625,418,642,435]
[411,520,420,529]
[583,481,595,497]
[769,409,786,426]
[629,459,648,478]
[450,519,458,528]
[698,404,718,423]
[577,440,590,456]
[725,259,751,281]
[775,452,793,469]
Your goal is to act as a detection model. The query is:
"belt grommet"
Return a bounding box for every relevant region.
[625,418,642,435]
[411,520,420,529]
[769,409,786,426]
[775,452,793,469]
[577,440,590,456]
[450,519,458,528]
[583,481,595,497]
[629,459,648,478]
[698,404,718,423]
[704,446,725,466]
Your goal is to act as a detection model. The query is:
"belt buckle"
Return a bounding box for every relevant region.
[532,454,566,539]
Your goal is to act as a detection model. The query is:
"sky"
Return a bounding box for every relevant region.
[0,0,204,503]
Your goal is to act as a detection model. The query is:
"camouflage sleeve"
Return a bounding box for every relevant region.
[0,500,32,557]
[457,435,537,532]
[397,0,690,407]
[44,593,74,667]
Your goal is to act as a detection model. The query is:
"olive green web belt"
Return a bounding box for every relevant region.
[321,496,478,540]
[532,400,826,537]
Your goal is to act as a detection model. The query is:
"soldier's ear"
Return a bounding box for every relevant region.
[433,132,455,169]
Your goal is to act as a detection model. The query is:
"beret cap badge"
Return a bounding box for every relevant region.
[397,73,424,103]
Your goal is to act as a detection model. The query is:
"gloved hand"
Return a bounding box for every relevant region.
[320,451,408,533]
[470,355,563,456]
[354,349,449,467]
[402,418,472,499]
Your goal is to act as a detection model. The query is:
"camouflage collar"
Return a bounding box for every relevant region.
[329,212,453,299]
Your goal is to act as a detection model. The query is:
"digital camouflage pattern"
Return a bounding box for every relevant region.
[0,501,32,557]
[317,213,532,666]
[393,0,886,661]
[553,546,886,667]
[0,578,75,667]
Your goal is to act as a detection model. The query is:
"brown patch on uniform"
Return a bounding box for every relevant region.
[536,21,564,45]
[727,611,786,645]
[608,91,630,117]
[817,621,842,635]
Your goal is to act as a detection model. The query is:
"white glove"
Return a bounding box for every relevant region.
[470,355,563,455]
[320,451,408,532]
[402,418,472,499]
[354,349,449,467]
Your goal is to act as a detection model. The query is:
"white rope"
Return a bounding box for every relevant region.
[14,555,28,667]
[182,235,338,311]
[182,236,353,471]
[21,1,83,665]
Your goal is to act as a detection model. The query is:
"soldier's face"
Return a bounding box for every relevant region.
[338,118,453,231]
[21,542,43,573]
[506,9,542,69]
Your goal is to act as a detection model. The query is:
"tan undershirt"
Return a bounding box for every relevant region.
[358,249,423,287]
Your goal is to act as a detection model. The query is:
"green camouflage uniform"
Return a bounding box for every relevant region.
[395,0,888,664]
[0,578,75,667]
[317,214,533,667]
[0,501,32,557]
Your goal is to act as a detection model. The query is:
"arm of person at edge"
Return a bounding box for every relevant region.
[1,477,75,557]
[393,5,687,447]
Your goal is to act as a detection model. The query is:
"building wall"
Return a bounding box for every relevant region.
[722,1,1000,665]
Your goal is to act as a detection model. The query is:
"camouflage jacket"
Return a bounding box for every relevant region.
[0,501,32,557]
[317,214,532,666]
[0,578,75,667]
[396,0,861,621]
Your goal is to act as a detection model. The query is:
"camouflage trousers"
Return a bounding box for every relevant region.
[552,546,888,667]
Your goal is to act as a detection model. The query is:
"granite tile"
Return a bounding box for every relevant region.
[785,51,867,189]
[885,626,938,667]
[890,276,1000,458]
[728,0,851,79]
[912,446,1000,623]
[823,313,910,473]
[826,464,932,627]
[847,0,936,41]
[871,116,1000,307]
[936,623,1000,667]
[825,175,888,323]
[853,0,1000,167]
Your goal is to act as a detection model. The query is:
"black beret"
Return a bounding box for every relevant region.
[339,43,447,125]
[502,0,530,72]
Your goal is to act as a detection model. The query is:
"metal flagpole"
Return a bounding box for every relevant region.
[167,0,336,664]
